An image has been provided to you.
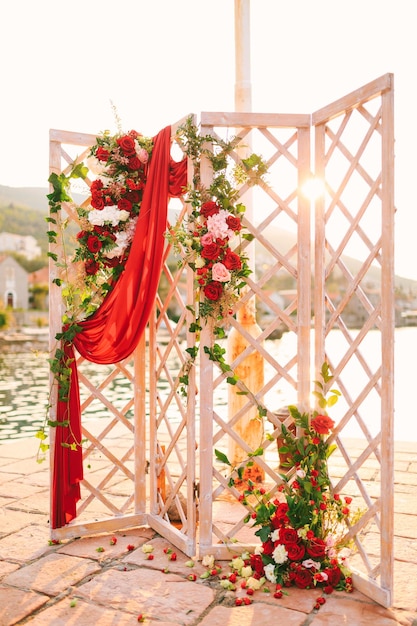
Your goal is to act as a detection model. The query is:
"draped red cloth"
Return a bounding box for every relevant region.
[52,125,187,528]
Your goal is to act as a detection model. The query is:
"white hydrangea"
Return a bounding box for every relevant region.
[88,206,129,227]
[86,155,107,176]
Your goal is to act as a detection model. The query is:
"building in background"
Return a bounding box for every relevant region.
[0,255,29,309]
[0,232,41,260]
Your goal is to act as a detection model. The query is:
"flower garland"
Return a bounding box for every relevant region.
[215,363,360,608]
[167,118,266,323]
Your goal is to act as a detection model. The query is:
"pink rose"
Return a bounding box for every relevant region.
[200,232,214,246]
[211,262,231,283]
[137,148,149,164]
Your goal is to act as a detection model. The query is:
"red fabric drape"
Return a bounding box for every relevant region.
[52,125,187,528]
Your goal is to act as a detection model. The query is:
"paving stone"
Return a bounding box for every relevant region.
[122,535,207,575]
[25,597,179,626]
[394,513,417,539]
[76,567,214,624]
[0,439,40,460]
[309,595,410,625]
[0,458,47,477]
[0,561,19,579]
[57,531,152,562]
[0,481,45,500]
[7,491,50,515]
[17,471,50,489]
[3,553,101,596]
[393,561,417,611]
[0,584,48,626]
[0,524,52,563]
[0,509,47,537]
[0,472,25,485]
[198,603,307,626]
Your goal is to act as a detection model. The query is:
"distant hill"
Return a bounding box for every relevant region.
[1,185,416,293]
[0,185,49,212]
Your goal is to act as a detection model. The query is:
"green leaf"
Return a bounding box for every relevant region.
[214,449,231,465]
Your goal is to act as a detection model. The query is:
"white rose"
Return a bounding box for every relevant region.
[195,256,206,269]
[241,565,253,578]
[272,544,288,565]
[202,554,215,569]
[230,557,245,571]
[264,563,277,583]
[246,576,264,590]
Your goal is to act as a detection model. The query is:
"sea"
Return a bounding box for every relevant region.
[0,327,416,444]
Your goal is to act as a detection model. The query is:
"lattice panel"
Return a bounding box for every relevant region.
[313,76,395,605]
[197,114,313,554]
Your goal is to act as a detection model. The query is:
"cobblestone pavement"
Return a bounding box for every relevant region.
[0,437,416,626]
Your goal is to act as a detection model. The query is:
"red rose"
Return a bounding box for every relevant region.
[223,249,242,270]
[311,414,335,435]
[203,281,223,301]
[103,257,122,268]
[118,198,133,212]
[87,236,102,253]
[117,135,136,156]
[279,527,299,545]
[91,195,105,210]
[226,215,242,231]
[91,179,103,192]
[200,201,220,218]
[262,539,275,556]
[285,542,305,561]
[201,242,221,261]
[127,190,141,204]
[249,554,264,575]
[76,230,88,241]
[294,568,313,589]
[271,503,289,527]
[95,146,110,162]
[128,156,142,171]
[85,258,99,275]
[307,537,326,559]
[323,566,342,587]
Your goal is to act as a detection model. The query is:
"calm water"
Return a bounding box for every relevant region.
[1,328,416,443]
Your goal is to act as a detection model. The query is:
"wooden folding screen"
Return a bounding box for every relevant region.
[48,74,394,606]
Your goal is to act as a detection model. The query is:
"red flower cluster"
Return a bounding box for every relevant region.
[240,389,355,597]
[170,197,250,319]
[70,130,153,316]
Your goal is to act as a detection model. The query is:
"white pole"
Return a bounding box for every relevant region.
[234,0,252,112]
[229,0,265,487]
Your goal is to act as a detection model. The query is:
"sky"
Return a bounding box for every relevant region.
[1,0,416,280]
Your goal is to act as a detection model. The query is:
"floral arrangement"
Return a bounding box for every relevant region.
[48,129,153,322]
[171,198,249,317]
[168,117,267,324]
[239,364,356,598]
[214,363,360,608]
